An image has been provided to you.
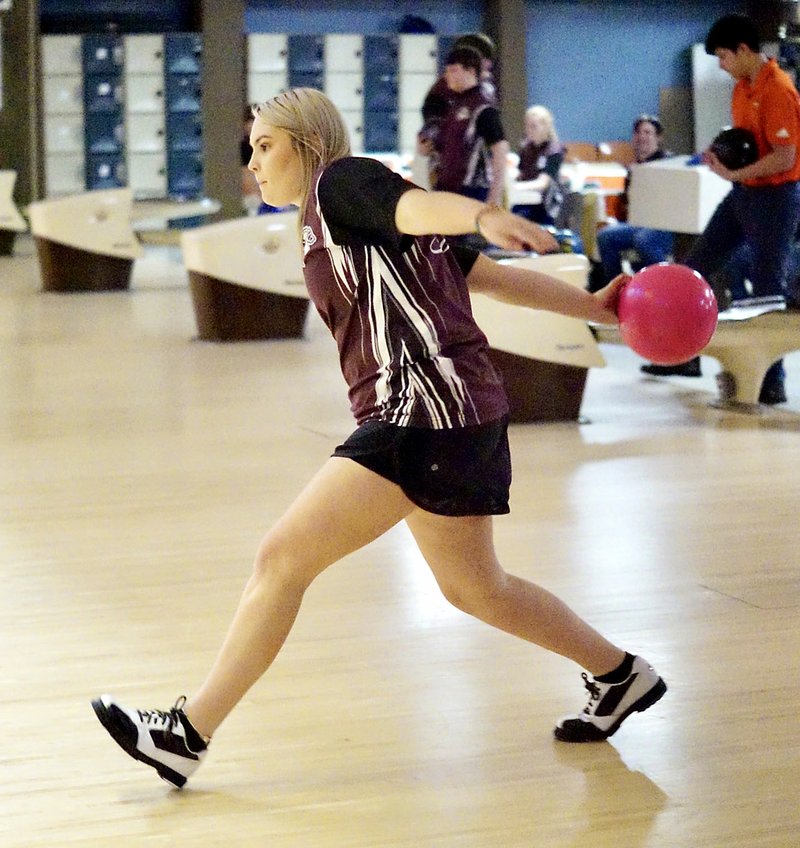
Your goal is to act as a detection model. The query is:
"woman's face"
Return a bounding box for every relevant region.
[247,117,303,207]
[525,112,549,145]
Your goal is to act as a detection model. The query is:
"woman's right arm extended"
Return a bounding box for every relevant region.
[395,188,558,255]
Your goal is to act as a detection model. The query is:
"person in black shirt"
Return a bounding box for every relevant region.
[91,88,666,789]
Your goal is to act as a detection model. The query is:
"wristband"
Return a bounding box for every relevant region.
[475,203,502,236]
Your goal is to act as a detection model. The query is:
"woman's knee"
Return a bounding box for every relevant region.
[251,533,318,591]
[437,566,508,616]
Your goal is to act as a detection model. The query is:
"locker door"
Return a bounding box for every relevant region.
[399,34,437,75]
[324,34,362,74]
[126,113,166,153]
[124,34,164,75]
[325,73,363,113]
[42,35,82,76]
[247,72,287,104]
[248,34,288,74]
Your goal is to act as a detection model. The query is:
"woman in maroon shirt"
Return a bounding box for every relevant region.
[92,88,666,789]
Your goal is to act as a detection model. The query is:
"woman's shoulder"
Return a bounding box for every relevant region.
[321,156,393,183]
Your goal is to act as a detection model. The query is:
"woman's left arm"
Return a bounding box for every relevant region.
[465,252,625,324]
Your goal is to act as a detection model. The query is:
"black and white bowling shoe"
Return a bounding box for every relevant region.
[554,655,667,742]
[92,694,208,787]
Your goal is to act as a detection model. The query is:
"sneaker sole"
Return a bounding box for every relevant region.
[91,698,188,788]
[555,676,668,743]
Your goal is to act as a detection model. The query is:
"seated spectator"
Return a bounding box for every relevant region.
[594,115,674,286]
[511,105,566,225]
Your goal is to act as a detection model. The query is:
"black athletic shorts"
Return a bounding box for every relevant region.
[332,416,512,516]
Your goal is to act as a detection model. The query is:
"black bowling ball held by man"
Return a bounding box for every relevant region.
[709,127,759,171]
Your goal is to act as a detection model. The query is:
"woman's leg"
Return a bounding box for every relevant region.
[405,510,667,741]
[404,511,623,676]
[185,458,415,737]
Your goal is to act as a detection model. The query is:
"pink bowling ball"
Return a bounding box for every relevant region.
[617,263,718,365]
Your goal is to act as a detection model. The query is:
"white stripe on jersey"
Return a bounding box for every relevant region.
[365,245,471,426]
[320,238,474,425]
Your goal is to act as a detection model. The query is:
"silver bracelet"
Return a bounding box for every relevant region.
[475,203,502,236]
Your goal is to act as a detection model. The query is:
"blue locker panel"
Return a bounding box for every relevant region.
[166,112,202,153]
[167,151,203,198]
[363,35,398,114]
[166,73,201,113]
[84,113,124,154]
[83,73,123,114]
[363,74,398,113]
[165,33,202,74]
[288,35,324,74]
[363,35,398,77]
[287,70,324,90]
[86,154,125,190]
[364,112,398,152]
[82,34,123,75]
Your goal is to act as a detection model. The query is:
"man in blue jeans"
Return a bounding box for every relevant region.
[596,115,674,284]
[644,14,800,404]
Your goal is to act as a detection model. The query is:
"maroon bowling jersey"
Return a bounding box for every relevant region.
[301,157,508,428]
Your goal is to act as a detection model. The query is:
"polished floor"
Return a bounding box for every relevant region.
[1,236,798,847]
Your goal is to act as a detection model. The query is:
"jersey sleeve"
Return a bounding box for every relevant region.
[451,243,480,277]
[318,157,419,250]
[475,107,506,147]
[762,85,800,148]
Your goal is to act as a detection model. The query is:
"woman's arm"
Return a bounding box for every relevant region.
[395,189,559,254]
[465,252,625,325]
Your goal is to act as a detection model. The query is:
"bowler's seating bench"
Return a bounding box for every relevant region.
[593,304,800,408]
[0,170,29,255]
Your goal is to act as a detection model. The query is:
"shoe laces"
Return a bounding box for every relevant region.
[136,695,187,730]
[580,673,602,715]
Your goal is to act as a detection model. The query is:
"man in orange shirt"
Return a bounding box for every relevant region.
[653,14,800,404]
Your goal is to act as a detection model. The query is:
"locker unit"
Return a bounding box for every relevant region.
[82,34,126,190]
[363,35,399,152]
[124,34,167,198]
[324,34,364,153]
[164,33,203,198]
[398,34,438,155]
[246,32,443,156]
[41,33,204,199]
[42,35,86,196]
[247,33,288,104]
